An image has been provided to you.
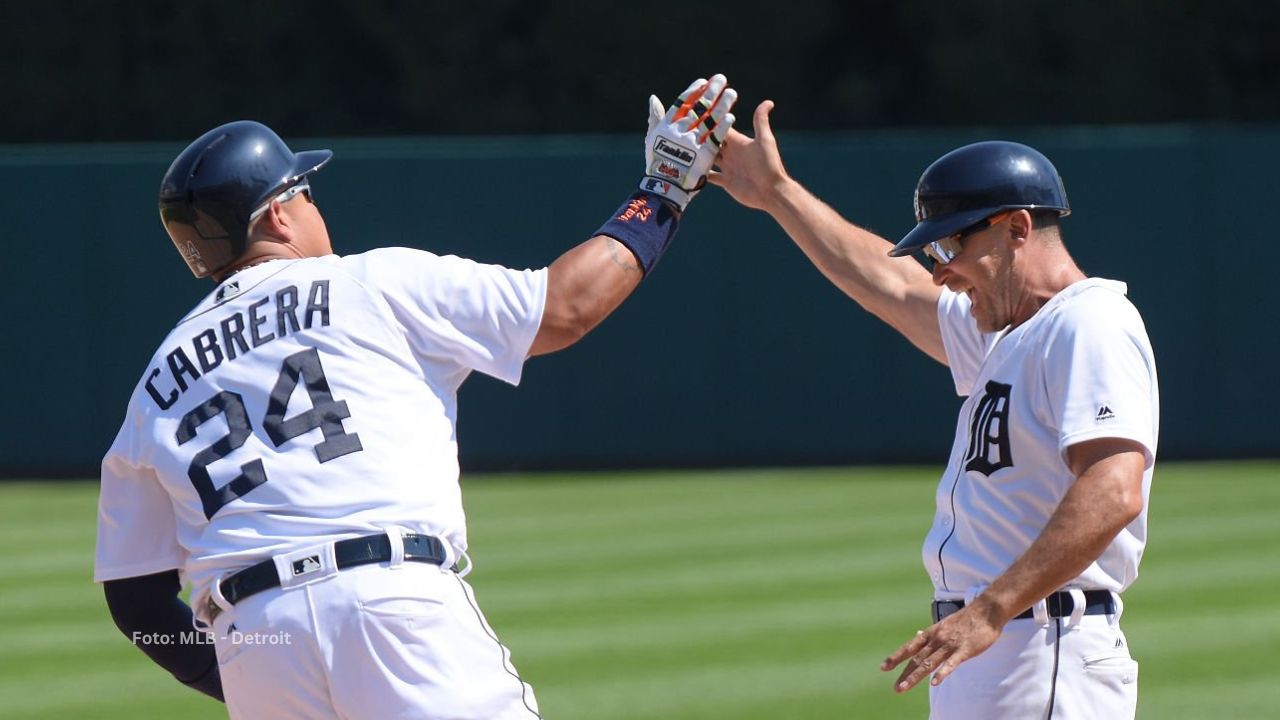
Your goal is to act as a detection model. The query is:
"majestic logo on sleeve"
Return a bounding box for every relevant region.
[963,380,1014,476]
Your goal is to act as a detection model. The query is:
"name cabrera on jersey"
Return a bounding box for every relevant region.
[925,278,1159,599]
[93,249,547,599]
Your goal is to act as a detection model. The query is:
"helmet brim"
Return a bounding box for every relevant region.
[288,149,333,184]
[889,207,998,258]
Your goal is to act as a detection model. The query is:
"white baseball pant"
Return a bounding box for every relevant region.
[209,560,540,719]
[929,612,1137,719]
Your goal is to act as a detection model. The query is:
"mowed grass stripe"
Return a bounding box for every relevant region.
[1128,553,1274,596]
[0,664,223,717]
[1126,608,1280,663]
[469,515,925,580]
[1136,674,1277,720]
[0,462,1276,719]
[472,538,925,608]
[525,650,927,720]
[465,473,928,547]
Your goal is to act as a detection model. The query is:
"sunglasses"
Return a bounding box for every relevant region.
[249,182,313,223]
[921,210,1014,267]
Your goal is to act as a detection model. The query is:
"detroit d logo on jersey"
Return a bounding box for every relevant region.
[964,380,1014,476]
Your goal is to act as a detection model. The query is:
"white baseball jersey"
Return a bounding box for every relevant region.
[925,278,1159,600]
[94,248,546,613]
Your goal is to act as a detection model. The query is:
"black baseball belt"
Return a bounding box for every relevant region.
[932,590,1116,624]
[211,533,450,616]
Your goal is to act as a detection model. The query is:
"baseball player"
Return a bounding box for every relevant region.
[94,75,737,719]
[710,101,1157,719]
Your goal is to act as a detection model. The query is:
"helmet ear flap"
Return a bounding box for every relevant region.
[160,203,240,278]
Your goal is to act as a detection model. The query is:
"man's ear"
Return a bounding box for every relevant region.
[1008,209,1032,245]
[249,200,294,244]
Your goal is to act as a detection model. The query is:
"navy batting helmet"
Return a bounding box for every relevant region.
[159,120,332,278]
[889,140,1070,258]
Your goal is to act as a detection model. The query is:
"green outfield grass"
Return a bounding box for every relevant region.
[1,461,1277,719]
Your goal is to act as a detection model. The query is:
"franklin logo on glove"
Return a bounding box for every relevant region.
[655,138,696,166]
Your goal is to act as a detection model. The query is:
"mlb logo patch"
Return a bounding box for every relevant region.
[216,280,241,302]
[292,555,322,576]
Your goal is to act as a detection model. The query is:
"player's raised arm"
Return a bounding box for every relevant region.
[709,100,947,364]
[529,74,737,356]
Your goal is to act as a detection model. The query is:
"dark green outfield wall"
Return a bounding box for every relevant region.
[2,126,1276,475]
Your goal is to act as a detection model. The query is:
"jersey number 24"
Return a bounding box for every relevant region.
[175,347,363,519]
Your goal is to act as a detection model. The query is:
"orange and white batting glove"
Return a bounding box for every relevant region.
[640,74,738,212]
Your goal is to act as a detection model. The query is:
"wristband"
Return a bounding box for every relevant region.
[593,191,681,275]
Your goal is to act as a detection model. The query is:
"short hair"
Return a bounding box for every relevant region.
[1030,209,1061,230]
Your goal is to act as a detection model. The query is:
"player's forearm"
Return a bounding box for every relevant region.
[770,181,916,301]
[764,178,945,357]
[969,450,1145,626]
[529,235,644,356]
[766,178,879,279]
[103,572,225,702]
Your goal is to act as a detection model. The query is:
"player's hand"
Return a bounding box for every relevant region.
[879,603,1004,693]
[707,100,791,212]
[640,74,738,212]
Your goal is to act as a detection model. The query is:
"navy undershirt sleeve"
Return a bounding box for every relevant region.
[103,570,224,702]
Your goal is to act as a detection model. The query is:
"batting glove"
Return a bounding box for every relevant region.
[640,74,738,212]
